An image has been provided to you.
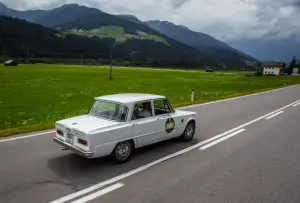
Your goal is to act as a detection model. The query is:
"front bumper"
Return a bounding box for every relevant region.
[53,137,94,158]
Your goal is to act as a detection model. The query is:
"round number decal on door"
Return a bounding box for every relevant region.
[165,118,175,133]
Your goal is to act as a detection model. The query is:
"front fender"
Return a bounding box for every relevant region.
[185,117,198,128]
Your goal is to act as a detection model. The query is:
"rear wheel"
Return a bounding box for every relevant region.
[181,121,195,141]
[110,140,133,164]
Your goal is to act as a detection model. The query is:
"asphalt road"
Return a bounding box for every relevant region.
[0,85,300,203]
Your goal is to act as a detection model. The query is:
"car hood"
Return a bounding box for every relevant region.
[56,115,119,134]
[174,109,196,116]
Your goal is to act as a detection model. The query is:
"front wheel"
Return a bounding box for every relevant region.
[110,141,133,164]
[181,121,195,142]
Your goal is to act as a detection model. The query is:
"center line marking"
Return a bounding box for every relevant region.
[199,129,246,150]
[265,111,284,120]
[71,183,124,203]
[292,102,300,107]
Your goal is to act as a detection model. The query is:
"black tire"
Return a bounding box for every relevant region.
[110,140,133,164]
[181,121,195,142]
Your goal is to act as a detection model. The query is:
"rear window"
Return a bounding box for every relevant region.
[88,100,128,122]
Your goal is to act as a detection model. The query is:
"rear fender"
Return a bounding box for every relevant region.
[94,142,118,158]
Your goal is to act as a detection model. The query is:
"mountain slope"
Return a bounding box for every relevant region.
[0,2,258,68]
[146,20,260,67]
[0,3,214,64]
[0,16,214,67]
[32,4,175,39]
[146,21,230,49]
[117,14,143,24]
[0,2,45,21]
[0,16,112,58]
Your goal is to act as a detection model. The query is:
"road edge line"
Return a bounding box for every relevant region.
[0,131,56,143]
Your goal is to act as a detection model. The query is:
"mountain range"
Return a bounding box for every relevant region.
[0,2,260,68]
[146,21,258,65]
[228,38,299,63]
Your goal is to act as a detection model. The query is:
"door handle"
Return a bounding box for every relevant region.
[132,123,137,126]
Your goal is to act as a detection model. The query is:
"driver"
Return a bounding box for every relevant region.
[139,102,152,118]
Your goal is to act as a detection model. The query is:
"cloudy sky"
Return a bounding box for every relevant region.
[2,0,300,42]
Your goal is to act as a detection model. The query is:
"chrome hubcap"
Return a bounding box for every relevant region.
[185,124,194,138]
[116,142,130,160]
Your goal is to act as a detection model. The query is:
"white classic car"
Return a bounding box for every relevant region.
[53,93,197,163]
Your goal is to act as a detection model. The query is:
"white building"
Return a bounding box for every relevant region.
[263,67,281,75]
[263,62,285,76]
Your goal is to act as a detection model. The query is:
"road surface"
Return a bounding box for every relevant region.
[0,85,300,203]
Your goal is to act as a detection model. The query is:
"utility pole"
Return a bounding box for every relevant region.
[109,43,116,80]
[109,49,113,80]
[80,53,83,65]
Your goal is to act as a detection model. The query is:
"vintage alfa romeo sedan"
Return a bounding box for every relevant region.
[53,93,197,163]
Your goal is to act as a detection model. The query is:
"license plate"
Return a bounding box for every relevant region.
[66,133,73,144]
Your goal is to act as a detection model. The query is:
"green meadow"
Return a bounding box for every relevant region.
[1,64,299,136]
[65,26,168,44]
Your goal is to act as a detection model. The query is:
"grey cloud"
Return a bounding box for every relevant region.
[170,0,191,9]
[289,1,300,8]
[1,0,300,41]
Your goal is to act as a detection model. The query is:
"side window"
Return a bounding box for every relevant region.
[132,101,153,120]
[154,99,171,116]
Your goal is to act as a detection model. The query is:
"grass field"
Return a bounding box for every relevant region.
[65,26,168,44]
[1,64,300,137]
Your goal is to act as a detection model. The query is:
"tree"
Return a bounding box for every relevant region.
[286,56,297,75]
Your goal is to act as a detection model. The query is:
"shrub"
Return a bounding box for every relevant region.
[254,71,262,76]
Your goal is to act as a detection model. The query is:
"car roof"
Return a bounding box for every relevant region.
[94,93,166,103]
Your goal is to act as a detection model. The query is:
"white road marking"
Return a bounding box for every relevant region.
[0,131,55,143]
[49,99,300,203]
[292,102,300,107]
[265,111,284,120]
[199,129,246,150]
[1,85,298,143]
[178,85,298,110]
[71,183,124,203]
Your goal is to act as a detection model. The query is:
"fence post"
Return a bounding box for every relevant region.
[191,89,194,102]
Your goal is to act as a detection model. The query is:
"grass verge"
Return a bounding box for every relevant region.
[1,64,299,137]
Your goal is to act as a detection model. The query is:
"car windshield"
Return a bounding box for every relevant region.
[88,100,128,122]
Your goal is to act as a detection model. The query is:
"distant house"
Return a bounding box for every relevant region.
[4,60,18,66]
[292,64,300,75]
[205,68,215,73]
[263,62,285,75]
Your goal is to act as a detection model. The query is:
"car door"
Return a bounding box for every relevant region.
[131,101,159,147]
[153,99,180,140]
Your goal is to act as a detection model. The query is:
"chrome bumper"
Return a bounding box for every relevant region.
[53,137,94,158]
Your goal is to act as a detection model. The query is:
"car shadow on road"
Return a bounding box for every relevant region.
[46,137,200,190]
